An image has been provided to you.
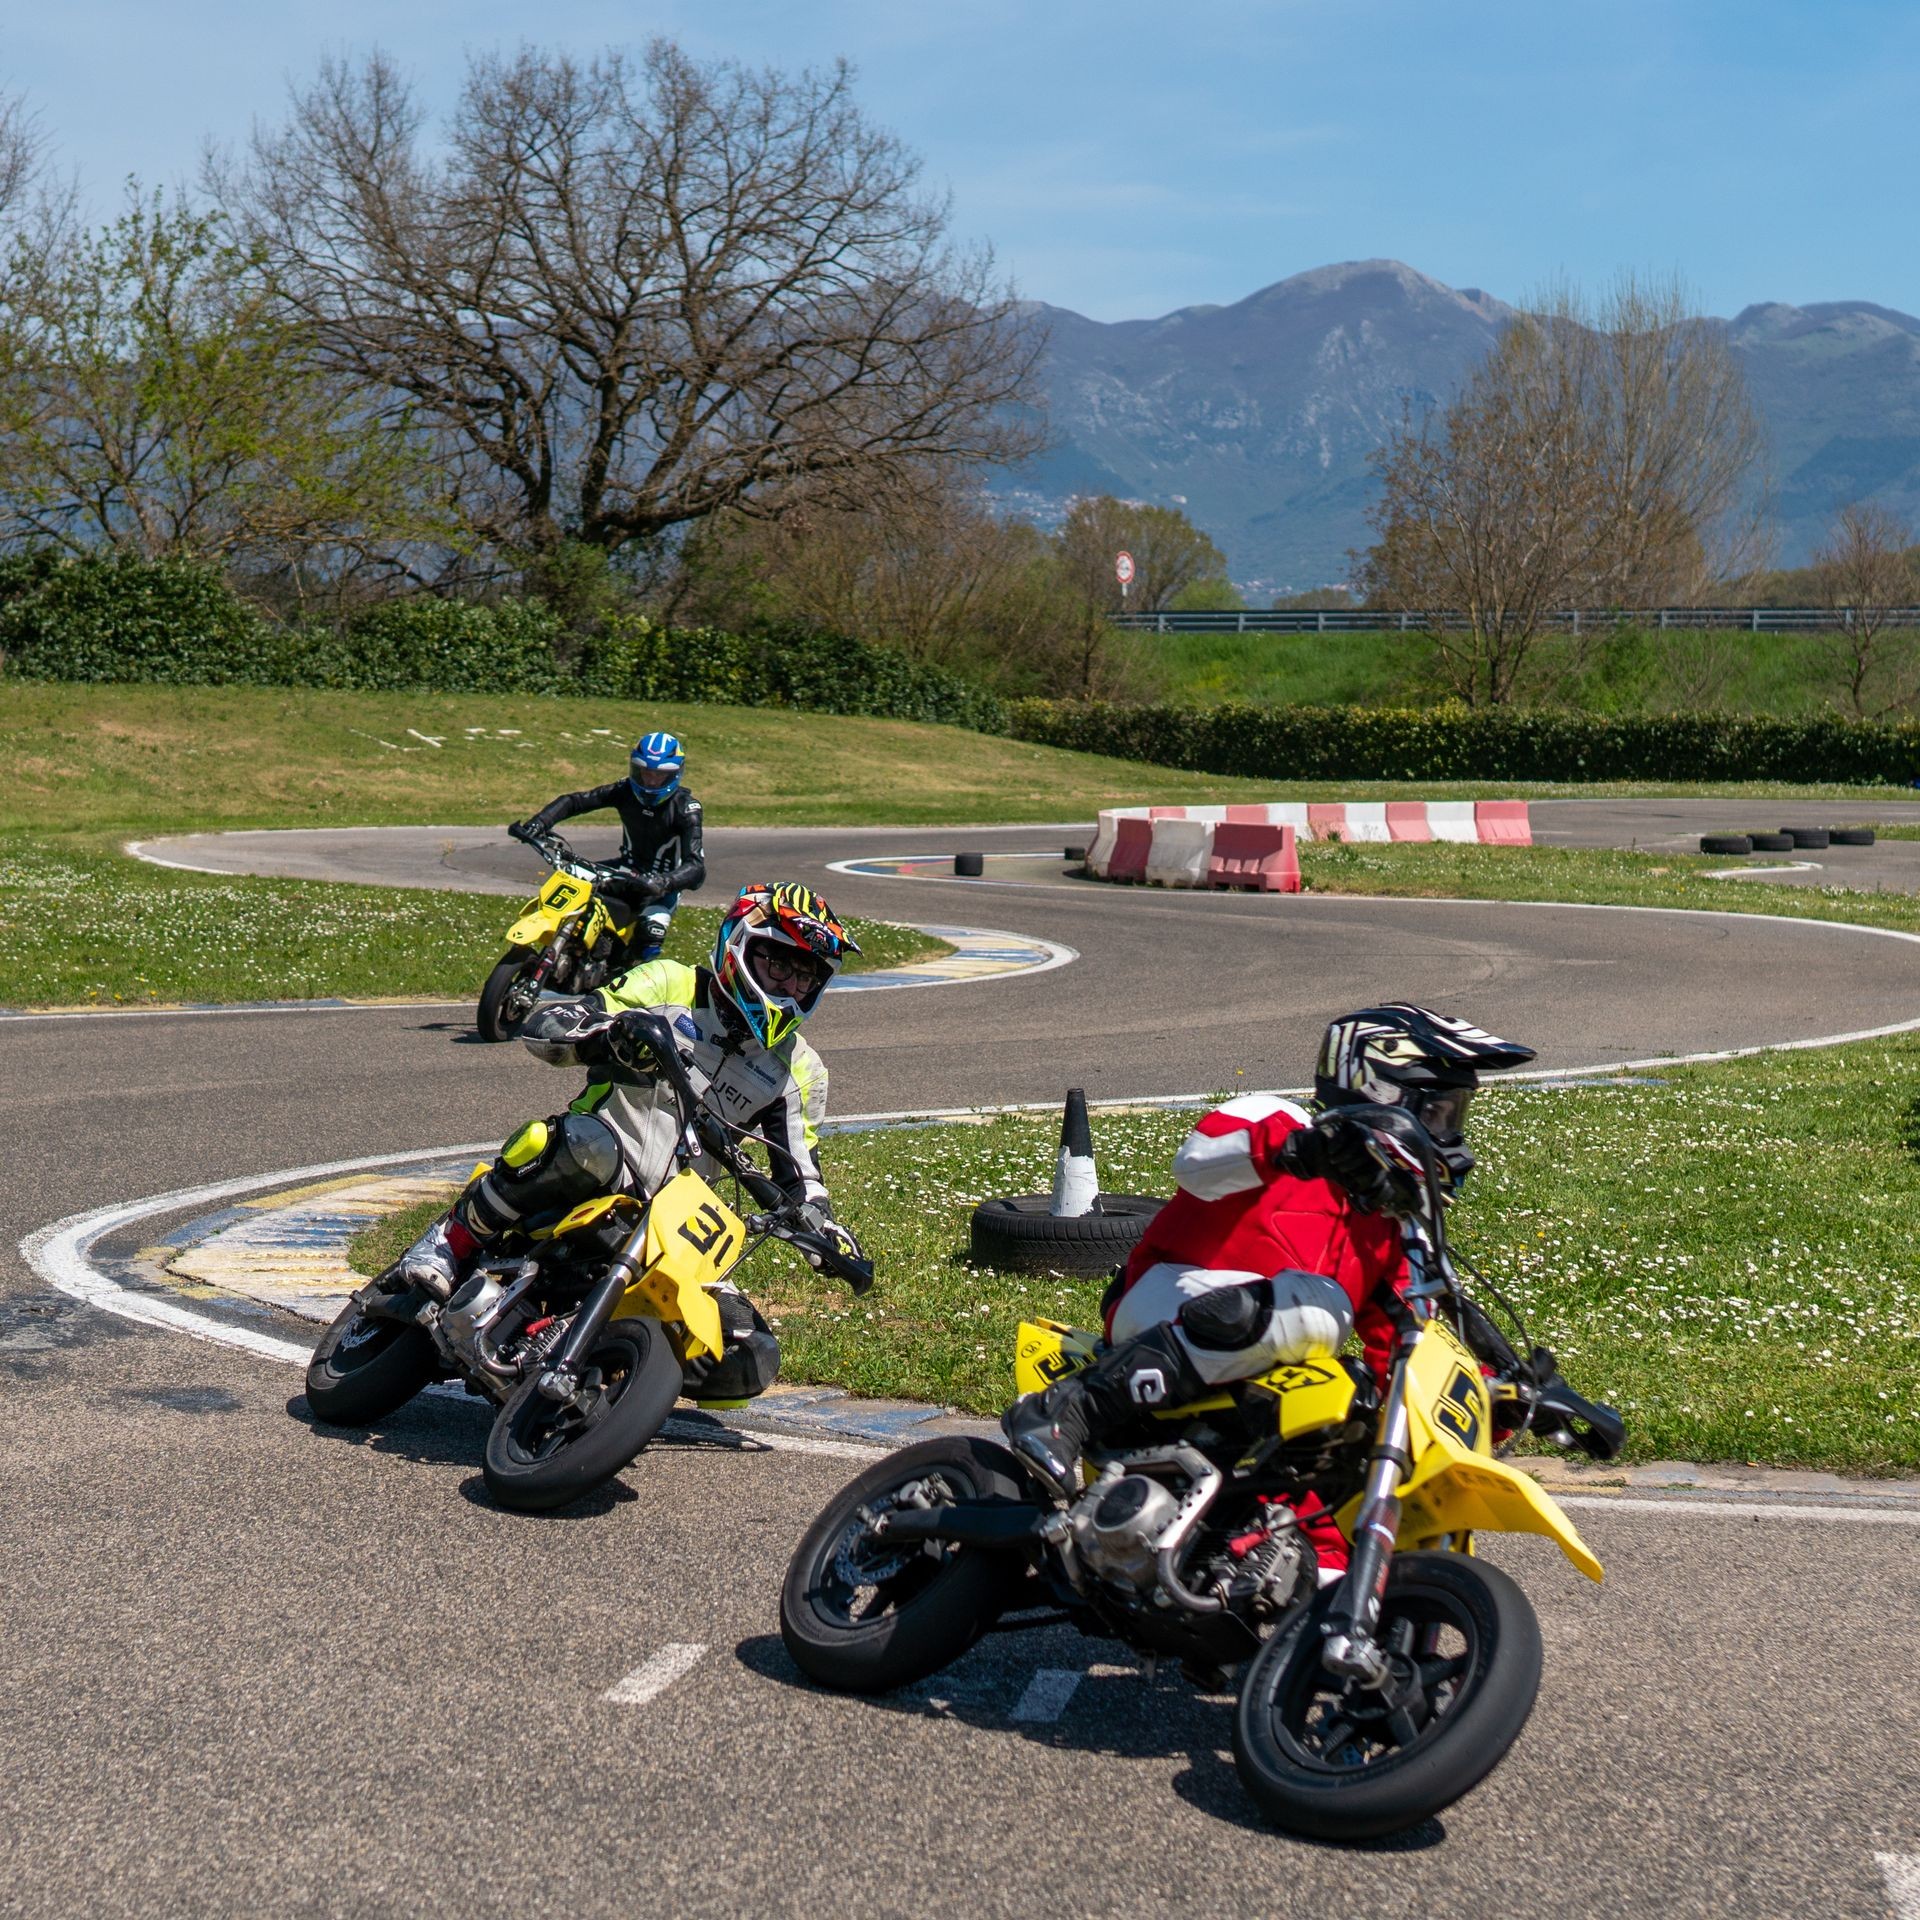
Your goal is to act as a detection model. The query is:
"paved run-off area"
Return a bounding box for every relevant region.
[9,812,1920,1916]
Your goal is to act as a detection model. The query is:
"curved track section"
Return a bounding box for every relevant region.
[132,821,1920,1106]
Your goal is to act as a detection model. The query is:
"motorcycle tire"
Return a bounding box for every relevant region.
[1232,1551,1542,1842]
[482,1317,681,1512]
[781,1436,1030,1694]
[477,950,538,1044]
[306,1299,438,1425]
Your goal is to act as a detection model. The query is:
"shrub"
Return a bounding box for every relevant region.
[1005,698,1920,786]
[0,551,270,683]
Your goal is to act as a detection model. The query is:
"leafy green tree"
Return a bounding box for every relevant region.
[1054,496,1230,614]
[0,187,447,588]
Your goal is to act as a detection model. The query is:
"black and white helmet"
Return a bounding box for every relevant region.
[1314,1004,1535,1142]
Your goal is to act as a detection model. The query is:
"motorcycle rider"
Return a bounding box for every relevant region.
[509,729,704,965]
[1001,1005,1536,1570]
[393,882,867,1404]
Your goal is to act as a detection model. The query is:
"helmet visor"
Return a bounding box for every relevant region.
[1415,1086,1474,1140]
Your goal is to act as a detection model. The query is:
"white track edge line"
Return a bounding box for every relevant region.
[1559,1494,1920,1526]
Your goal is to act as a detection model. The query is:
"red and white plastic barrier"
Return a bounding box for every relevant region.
[1086,799,1530,888]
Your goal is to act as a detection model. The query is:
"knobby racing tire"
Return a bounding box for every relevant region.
[306,1299,438,1425]
[477,949,539,1043]
[968,1193,1163,1275]
[481,1316,681,1512]
[1232,1551,1543,1842]
[781,1436,1031,1694]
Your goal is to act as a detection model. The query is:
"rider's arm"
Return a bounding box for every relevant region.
[527,781,624,836]
[654,795,705,895]
[1169,1096,1313,1200]
[760,1042,830,1209]
[517,991,621,1066]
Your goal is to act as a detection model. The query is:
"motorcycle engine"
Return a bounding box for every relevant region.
[1069,1474,1181,1592]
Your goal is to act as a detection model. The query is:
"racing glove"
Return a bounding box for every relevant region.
[1277,1112,1395,1213]
[798,1202,871,1293]
[508,819,539,844]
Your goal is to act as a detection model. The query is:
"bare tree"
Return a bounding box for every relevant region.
[1361,276,1769,705]
[1054,495,1229,614]
[1813,502,1920,716]
[0,187,448,582]
[0,89,44,223]
[227,43,1043,596]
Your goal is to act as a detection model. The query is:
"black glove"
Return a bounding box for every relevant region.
[1279,1111,1393,1209]
[508,819,539,844]
[799,1202,872,1293]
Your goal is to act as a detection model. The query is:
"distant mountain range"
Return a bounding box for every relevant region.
[995,259,1920,594]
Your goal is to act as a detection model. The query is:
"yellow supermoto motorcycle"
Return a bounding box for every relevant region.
[306,1012,874,1510]
[477,829,640,1042]
[780,1108,1620,1841]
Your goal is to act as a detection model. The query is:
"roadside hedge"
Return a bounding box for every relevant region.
[0,551,1006,732]
[1005,698,1920,787]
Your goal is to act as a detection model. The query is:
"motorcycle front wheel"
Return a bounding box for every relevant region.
[481,1317,681,1512]
[780,1436,1029,1694]
[1232,1551,1542,1841]
[476,949,539,1043]
[305,1299,437,1425]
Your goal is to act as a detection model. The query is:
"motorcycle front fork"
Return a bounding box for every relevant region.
[1318,1338,1417,1689]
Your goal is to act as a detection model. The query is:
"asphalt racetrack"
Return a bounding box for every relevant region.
[6,812,1920,1917]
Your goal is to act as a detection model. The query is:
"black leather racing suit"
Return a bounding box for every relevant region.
[525,782,706,962]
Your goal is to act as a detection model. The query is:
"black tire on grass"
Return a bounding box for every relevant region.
[1747,832,1795,853]
[1699,835,1752,856]
[968,1193,1163,1274]
[1832,828,1877,847]
[1781,827,1830,850]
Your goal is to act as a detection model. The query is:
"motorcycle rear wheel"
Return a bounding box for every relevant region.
[481,1316,681,1512]
[780,1436,1029,1694]
[1232,1551,1542,1841]
[477,949,539,1043]
[306,1299,437,1425]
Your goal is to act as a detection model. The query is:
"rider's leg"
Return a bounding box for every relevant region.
[682,1284,781,1406]
[632,891,679,964]
[396,1113,625,1300]
[1002,1265,1353,1497]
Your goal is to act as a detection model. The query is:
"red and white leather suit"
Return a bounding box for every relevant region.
[1109,1093,1409,1390]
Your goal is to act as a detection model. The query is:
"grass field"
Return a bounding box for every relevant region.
[351,1029,1920,1477]
[7,682,1912,842]
[1138,625,1888,714]
[0,835,945,1009]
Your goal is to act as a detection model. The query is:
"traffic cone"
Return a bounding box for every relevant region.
[1049,1087,1099,1218]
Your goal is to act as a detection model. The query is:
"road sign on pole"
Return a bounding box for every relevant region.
[1115,550,1135,606]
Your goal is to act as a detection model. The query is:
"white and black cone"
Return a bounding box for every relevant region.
[1048,1087,1099,1219]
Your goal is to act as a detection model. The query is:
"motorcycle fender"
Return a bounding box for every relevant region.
[1014,1319,1100,1397]
[506,909,559,949]
[618,1171,742,1363]
[1337,1434,1604,1584]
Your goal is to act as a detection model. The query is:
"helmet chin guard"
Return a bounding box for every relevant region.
[1314,1004,1534,1126]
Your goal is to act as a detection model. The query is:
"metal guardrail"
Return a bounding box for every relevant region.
[1112,607,1920,635]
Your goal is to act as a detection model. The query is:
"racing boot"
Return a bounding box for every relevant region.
[1001,1323,1206,1498]
[684,1287,781,1408]
[391,1213,480,1303]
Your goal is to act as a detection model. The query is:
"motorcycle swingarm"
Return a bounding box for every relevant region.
[873,1500,1048,1550]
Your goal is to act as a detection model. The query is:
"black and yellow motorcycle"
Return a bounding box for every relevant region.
[305,1012,873,1511]
[780,1110,1620,1841]
[476,829,640,1043]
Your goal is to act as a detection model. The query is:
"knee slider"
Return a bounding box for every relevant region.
[1178,1280,1273,1353]
[1265,1269,1355,1361]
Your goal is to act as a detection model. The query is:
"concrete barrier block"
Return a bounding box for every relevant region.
[1145,818,1214,886]
[1108,815,1153,883]
[1475,800,1532,844]
[1387,802,1433,842]
[1207,822,1301,893]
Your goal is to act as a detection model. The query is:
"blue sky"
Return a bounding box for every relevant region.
[6,0,1915,322]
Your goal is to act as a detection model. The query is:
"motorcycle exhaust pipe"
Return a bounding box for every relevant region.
[875,1503,1046,1549]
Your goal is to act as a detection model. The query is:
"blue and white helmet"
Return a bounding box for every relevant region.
[629,730,685,809]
